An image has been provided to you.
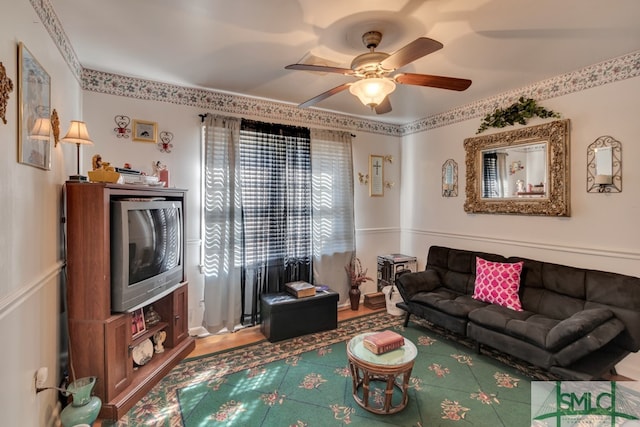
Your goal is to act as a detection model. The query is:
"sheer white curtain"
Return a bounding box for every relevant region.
[496,152,508,197]
[310,129,355,304]
[201,115,244,333]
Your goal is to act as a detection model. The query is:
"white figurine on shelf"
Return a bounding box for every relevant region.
[153,330,167,353]
[152,160,169,187]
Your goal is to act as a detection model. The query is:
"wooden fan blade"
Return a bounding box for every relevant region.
[374,96,392,114]
[298,83,351,108]
[395,73,472,91]
[380,37,443,70]
[285,63,354,75]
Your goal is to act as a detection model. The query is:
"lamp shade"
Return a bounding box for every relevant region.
[349,78,396,108]
[30,117,52,140]
[61,120,93,145]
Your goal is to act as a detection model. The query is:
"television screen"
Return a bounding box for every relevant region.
[128,207,181,285]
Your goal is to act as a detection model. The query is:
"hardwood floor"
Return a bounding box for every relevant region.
[188,304,383,358]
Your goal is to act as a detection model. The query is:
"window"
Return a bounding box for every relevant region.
[239,120,312,281]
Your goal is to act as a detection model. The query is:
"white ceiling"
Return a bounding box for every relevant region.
[50,0,640,125]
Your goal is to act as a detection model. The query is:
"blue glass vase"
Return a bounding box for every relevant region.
[59,376,102,427]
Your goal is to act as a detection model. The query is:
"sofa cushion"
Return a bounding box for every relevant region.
[469,305,559,348]
[412,290,487,318]
[396,269,441,301]
[468,304,534,330]
[545,308,615,350]
[472,258,524,311]
[503,314,560,348]
[553,318,625,366]
[470,305,621,355]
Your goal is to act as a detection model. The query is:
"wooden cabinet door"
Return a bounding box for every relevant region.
[104,314,132,400]
[171,284,189,346]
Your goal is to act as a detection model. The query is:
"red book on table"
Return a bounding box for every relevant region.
[363,330,405,355]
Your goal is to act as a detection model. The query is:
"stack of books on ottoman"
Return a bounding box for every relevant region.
[363,330,405,354]
[285,281,316,298]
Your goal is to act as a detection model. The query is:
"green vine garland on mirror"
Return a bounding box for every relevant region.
[476,97,561,134]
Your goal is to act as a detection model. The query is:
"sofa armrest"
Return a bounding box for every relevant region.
[395,269,441,301]
[546,308,615,350]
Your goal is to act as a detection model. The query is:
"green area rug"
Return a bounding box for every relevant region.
[117,313,535,426]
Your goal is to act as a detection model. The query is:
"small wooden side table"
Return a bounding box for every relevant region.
[347,332,417,414]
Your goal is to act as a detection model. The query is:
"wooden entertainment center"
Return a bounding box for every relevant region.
[65,182,195,420]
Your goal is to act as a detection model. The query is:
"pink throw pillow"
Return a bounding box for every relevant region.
[472,257,524,311]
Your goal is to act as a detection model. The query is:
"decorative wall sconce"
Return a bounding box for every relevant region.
[442,159,458,197]
[51,109,60,146]
[158,131,174,153]
[114,115,131,138]
[587,136,621,193]
[0,61,12,125]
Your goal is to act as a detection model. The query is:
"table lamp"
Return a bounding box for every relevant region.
[62,120,93,182]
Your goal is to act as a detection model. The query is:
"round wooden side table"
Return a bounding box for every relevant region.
[346,332,417,414]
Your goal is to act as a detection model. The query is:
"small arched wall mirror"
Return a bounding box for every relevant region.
[464,119,571,216]
[442,159,458,197]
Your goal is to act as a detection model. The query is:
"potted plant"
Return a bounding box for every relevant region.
[345,256,373,310]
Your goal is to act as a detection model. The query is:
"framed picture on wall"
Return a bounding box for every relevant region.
[18,42,51,170]
[133,119,158,143]
[369,154,384,197]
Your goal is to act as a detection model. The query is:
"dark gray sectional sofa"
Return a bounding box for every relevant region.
[395,245,640,379]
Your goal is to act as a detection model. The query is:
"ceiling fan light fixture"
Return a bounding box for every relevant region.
[349,77,396,108]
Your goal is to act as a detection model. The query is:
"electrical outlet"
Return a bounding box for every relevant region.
[35,367,48,388]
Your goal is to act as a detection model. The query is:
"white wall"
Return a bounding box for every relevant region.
[0,0,83,425]
[352,132,403,296]
[400,76,640,378]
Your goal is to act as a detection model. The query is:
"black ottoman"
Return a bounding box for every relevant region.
[260,289,339,342]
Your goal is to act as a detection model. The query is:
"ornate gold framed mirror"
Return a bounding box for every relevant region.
[464,119,570,216]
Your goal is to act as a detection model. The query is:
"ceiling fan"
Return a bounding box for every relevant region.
[285,31,472,114]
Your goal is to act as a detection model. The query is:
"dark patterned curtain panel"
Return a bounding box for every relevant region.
[239,119,312,325]
[482,152,498,198]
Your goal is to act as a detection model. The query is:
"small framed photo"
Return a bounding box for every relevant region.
[131,308,146,338]
[132,119,157,143]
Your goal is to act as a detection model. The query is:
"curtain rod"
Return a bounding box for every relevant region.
[199,112,356,137]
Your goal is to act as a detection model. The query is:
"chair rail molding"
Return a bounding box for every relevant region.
[404,228,640,263]
[0,260,65,320]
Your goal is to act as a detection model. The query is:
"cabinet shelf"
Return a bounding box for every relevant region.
[131,322,168,347]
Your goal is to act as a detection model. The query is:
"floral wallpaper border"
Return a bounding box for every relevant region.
[401,50,640,136]
[80,68,403,136]
[32,0,640,137]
